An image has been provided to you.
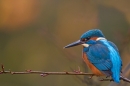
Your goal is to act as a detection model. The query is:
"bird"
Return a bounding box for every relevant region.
[64,29,130,83]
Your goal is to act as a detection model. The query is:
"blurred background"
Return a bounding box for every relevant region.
[0,0,130,86]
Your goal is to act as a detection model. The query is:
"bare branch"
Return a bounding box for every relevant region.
[0,65,94,76]
[0,64,129,83]
[0,70,95,75]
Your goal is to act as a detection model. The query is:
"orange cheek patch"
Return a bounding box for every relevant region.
[90,37,98,40]
[82,52,104,76]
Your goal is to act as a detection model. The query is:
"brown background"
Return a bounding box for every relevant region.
[0,0,130,86]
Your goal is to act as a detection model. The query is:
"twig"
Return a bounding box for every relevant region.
[0,71,94,75]
[0,64,129,83]
[0,65,94,76]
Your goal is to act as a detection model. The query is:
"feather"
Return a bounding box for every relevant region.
[84,40,122,83]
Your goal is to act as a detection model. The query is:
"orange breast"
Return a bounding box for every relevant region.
[82,52,104,76]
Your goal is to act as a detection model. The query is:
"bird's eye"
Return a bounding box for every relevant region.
[81,37,90,41]
[81,38,86,41]
[86,37,90,40]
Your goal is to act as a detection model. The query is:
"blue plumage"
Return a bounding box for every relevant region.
[80,29,105,39]
[64,29,130,83]
[81,29,122,83]
[102,40,122,82]
[84,39,122,83]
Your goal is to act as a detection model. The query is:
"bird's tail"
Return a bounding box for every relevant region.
[120,75,130,83]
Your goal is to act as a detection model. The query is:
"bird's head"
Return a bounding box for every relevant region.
[64,29,105,48]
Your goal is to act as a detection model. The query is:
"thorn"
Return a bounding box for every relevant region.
[63,70,69,74]
[88,75,94,79]
[26,70,32,72]
[9,69,14,75]
[1,64,5,72]
[66,72,69,74]
[74,66,81,73]
[11,72,14,75]
[40,74,48,77]
[78,66,80,71]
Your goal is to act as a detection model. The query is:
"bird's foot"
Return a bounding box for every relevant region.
[106,76,110,78]
[73,66,82,73]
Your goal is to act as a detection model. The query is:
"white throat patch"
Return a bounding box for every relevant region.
[96,37,106,41]
[82,44,89,47]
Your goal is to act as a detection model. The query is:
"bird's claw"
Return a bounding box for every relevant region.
[106,76,110,78]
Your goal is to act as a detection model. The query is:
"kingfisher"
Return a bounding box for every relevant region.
[64,29,130,83]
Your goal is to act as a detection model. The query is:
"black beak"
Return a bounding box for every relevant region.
[64,40,83,48]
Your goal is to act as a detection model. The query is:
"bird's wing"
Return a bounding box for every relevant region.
[86,43,112,71]
[108,41,123,67]
[108,41,119,52]
[86,40,122,82]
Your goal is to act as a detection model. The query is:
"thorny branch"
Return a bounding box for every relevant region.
[0,65,94,76]
[0,64,129,83]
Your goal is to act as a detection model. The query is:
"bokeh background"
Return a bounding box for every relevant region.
[0,0,130,86]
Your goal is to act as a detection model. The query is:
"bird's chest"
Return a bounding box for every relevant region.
[82,52,104,76]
